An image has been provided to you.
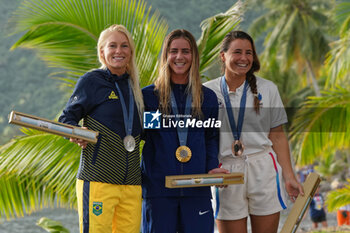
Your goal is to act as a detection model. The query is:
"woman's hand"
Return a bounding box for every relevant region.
[208,167,230,188]
[285,177,304,202]
[269,125,304,202]
[69,127,89,149]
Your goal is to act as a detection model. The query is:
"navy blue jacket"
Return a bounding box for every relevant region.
[141,83,219,198]
[59,69,142,185]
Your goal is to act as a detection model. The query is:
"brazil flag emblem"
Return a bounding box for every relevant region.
[93,202,103,216]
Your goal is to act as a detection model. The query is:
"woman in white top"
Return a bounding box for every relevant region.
[204,31,303,233]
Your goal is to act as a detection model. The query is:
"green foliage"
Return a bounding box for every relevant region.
[258,55,308,107]
[334,0,350,36]
[197,1,242,78]
[8,0,168,87]
[0,129,81,219]
[37,217,70,233]
[326,180,350,212]
[280,0,350,213]
[314,152,348,179]
[0,0,67,145]
[249,0,333,97]
[325,1,350,87]
[307,230,350,233]
[288,1,350,173]
[325,31,350,87]
[290,87,350,165]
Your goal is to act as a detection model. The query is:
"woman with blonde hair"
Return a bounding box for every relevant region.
[59,24,143,233]
[141,29,226,233]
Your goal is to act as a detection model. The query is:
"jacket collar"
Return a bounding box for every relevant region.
[103,68,129,82]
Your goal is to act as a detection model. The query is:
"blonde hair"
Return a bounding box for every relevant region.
[154,29,203,118]
[97,24,144,117]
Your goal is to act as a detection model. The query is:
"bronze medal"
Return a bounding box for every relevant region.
[232,140,244,156]
[175,145,192,163]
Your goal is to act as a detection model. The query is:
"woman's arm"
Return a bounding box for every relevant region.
[269,125,304,201]
[59,75,94,148]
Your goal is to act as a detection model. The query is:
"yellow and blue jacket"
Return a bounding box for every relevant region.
[59,69,142,185]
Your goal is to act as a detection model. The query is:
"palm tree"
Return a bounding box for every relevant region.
[0,0,243,220]
[248,0,333,96]
[290,1,350,211]
[324,2,350,210]
[289,0,350,165]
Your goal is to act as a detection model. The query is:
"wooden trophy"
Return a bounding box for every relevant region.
[9,111,98,143]
[280,172,321,233]
[165,173,244,188]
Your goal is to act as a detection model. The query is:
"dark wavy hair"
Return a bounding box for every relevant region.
[220,30,261,113]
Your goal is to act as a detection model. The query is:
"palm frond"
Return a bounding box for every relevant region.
[325,30,350,88]
[326,181,350,212]
[262,13,289,62]
[313,152,347,178]
[133,9,168,87]
[0,172,65,220]
[258,56,309,110]
[290,87,350,165]
[334,1,350,36]
[324,1,350,87]
[37,217,70,233]
[0,129,80,219]
[197,1,243,77]
[8,0,168,87]
[248,10,278,38]
[252,0,332,75]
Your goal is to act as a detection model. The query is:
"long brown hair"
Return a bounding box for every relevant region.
[154,29,203,117]
[220,30,261,113]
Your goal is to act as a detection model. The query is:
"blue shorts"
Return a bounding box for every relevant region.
[311,213,326,223]
[142,197,214,233]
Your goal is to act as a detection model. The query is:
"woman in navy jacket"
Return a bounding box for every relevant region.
[141,29,226,233]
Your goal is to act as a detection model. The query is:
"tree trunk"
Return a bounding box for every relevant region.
[306,60,321,96]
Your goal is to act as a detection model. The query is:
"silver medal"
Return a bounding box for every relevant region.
[123,135,136,152]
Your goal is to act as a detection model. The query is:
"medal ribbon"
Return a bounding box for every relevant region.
[170,90,192,146]
[220,76,248,141]
[114,78,134,136]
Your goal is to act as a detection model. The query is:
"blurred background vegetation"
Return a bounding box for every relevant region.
[0,0,67,144]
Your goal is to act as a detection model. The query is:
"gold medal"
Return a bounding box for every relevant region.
[175,145,192,163]
[232,140,244,156]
